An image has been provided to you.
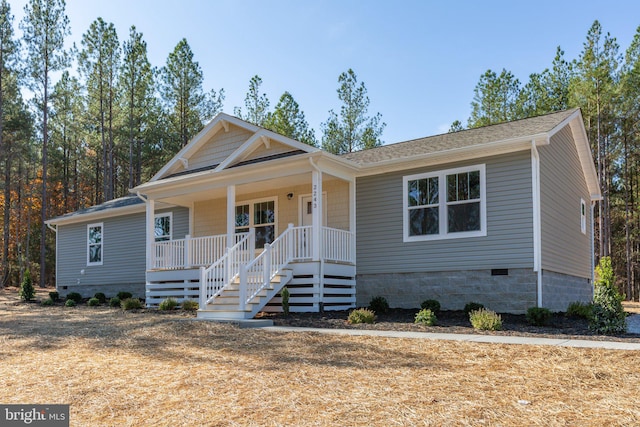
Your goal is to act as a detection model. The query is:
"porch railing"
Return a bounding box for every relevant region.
[200,229,255,307]
[151,233,247,270]
[322,227,355,264]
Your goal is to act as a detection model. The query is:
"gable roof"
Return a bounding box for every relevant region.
[45,195,145,226]
[343,109,578,165]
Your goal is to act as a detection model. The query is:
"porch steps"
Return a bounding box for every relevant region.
[197,269,293,320]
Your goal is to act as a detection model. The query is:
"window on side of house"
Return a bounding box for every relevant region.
[87,223,103,266]
[403,165,486,242]
[154,213,172,242]
[581,199,586,234]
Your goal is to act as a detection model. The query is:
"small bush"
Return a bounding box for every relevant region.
[566,301,593,319]
[348,308,375,324]
[368,296,389,314]
[420,299,441,314]
[281,287,290,316]
[41,298,54,306]
[87,297,100,307]
[66,292,82,303]
[464,302,485,315]
[159,297,178,311]
[48,291,59,302]
[109,297,121,308]
[590,256,627,334]
[121,298,143,310]
[414,308,437,326]
[19,270,35,301]
[526,307,552,326]
[117,291,133,300]
[181,300,199,311]
[469,308,502,331]
[94,292,107,303]
[65,299,76,307]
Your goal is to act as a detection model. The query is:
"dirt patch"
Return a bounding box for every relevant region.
[2,287,640,425]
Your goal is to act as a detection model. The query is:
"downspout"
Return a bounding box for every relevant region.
[47,223,58,292]
[590,201,596,297]
[531,141,543,307]
[309,157,325,311]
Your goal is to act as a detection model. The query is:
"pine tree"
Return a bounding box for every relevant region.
[234,75,270,126]
[264,91,316,146]
[321,69,385,154]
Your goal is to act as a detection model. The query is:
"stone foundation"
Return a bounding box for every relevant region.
[356,269,538,314]
[541,270,592,312]
[56,283,146,300]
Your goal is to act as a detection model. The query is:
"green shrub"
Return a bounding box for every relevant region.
[41,298,54,306]
[159,297,178,311]
[414,308,437,326]
[117,291,133,300]
[420,299,441,314]
[109,297,121,308]
[464,302,485,315]
[566,301,593,319]
[94,292,107,303]
[181,300,199,311]
[469,308,502,331]
[281,287,290,316]
[121,298,143,310]
[19,270,35,301]
[368,296,389,314]
[526,307,552,326]
[48,291,59,302]
[348,308,375,324]
[66,292,82,303]
[590,257,626,334]
[87,297,100,307]
[65,299,76,307]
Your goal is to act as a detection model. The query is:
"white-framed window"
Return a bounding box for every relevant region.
[403,164,486,242]
[87,223,103,266]
[235,197,277,248]
[154,212,172,242]
[580,199,586,234]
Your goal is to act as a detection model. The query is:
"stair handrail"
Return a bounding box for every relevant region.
[199,230,253,308]
[240,224,297,308]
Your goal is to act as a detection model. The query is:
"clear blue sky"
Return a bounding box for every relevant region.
[11,0,640,145]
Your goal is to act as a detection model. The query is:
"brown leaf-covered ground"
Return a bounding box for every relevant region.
[2,287,640,426]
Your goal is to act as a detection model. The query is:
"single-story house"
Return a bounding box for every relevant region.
[46,108,600,317]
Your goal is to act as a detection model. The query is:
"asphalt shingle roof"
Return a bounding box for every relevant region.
[49,195,144,221]
[342,109,578,165]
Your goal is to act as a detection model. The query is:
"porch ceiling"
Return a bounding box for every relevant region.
[158,173,342,207]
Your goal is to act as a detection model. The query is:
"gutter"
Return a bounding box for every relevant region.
[46,223,57,232]
[531,140,543,307]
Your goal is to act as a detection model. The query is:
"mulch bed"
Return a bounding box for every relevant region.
[264,308,640,343]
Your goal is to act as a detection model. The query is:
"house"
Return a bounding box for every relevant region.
[46,108,600,316]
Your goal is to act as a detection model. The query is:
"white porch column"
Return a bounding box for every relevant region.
[227,184,236,248]
[145,198,155,270]
[349,177,356,263]
[312,169,322,261]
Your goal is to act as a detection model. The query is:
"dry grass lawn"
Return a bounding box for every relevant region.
[2,289,640,426]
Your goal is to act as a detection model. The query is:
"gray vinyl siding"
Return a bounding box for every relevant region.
[356,151,534,274]
[56,207,189,289]
[539,126,592,278]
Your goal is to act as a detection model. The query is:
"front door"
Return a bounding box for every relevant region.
[301,194,327,227]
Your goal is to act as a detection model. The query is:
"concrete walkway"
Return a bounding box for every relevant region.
[263,321,640,351]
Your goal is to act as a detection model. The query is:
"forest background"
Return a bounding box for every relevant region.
[1,0,639,301]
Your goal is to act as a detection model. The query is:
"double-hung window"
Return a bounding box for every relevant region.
[87,223,103,265]
[154,213,172,242]
[404,165,486,241]
[235,198,276,248]
[580,199,587,234]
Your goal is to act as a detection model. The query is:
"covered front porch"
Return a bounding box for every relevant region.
[139,155,357,317]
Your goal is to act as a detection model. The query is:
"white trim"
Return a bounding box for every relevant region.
[531,143,542,307]
[87,222,104,266]
[403,164,486,242]
[154,212,173,242]
[580,198,587,235]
